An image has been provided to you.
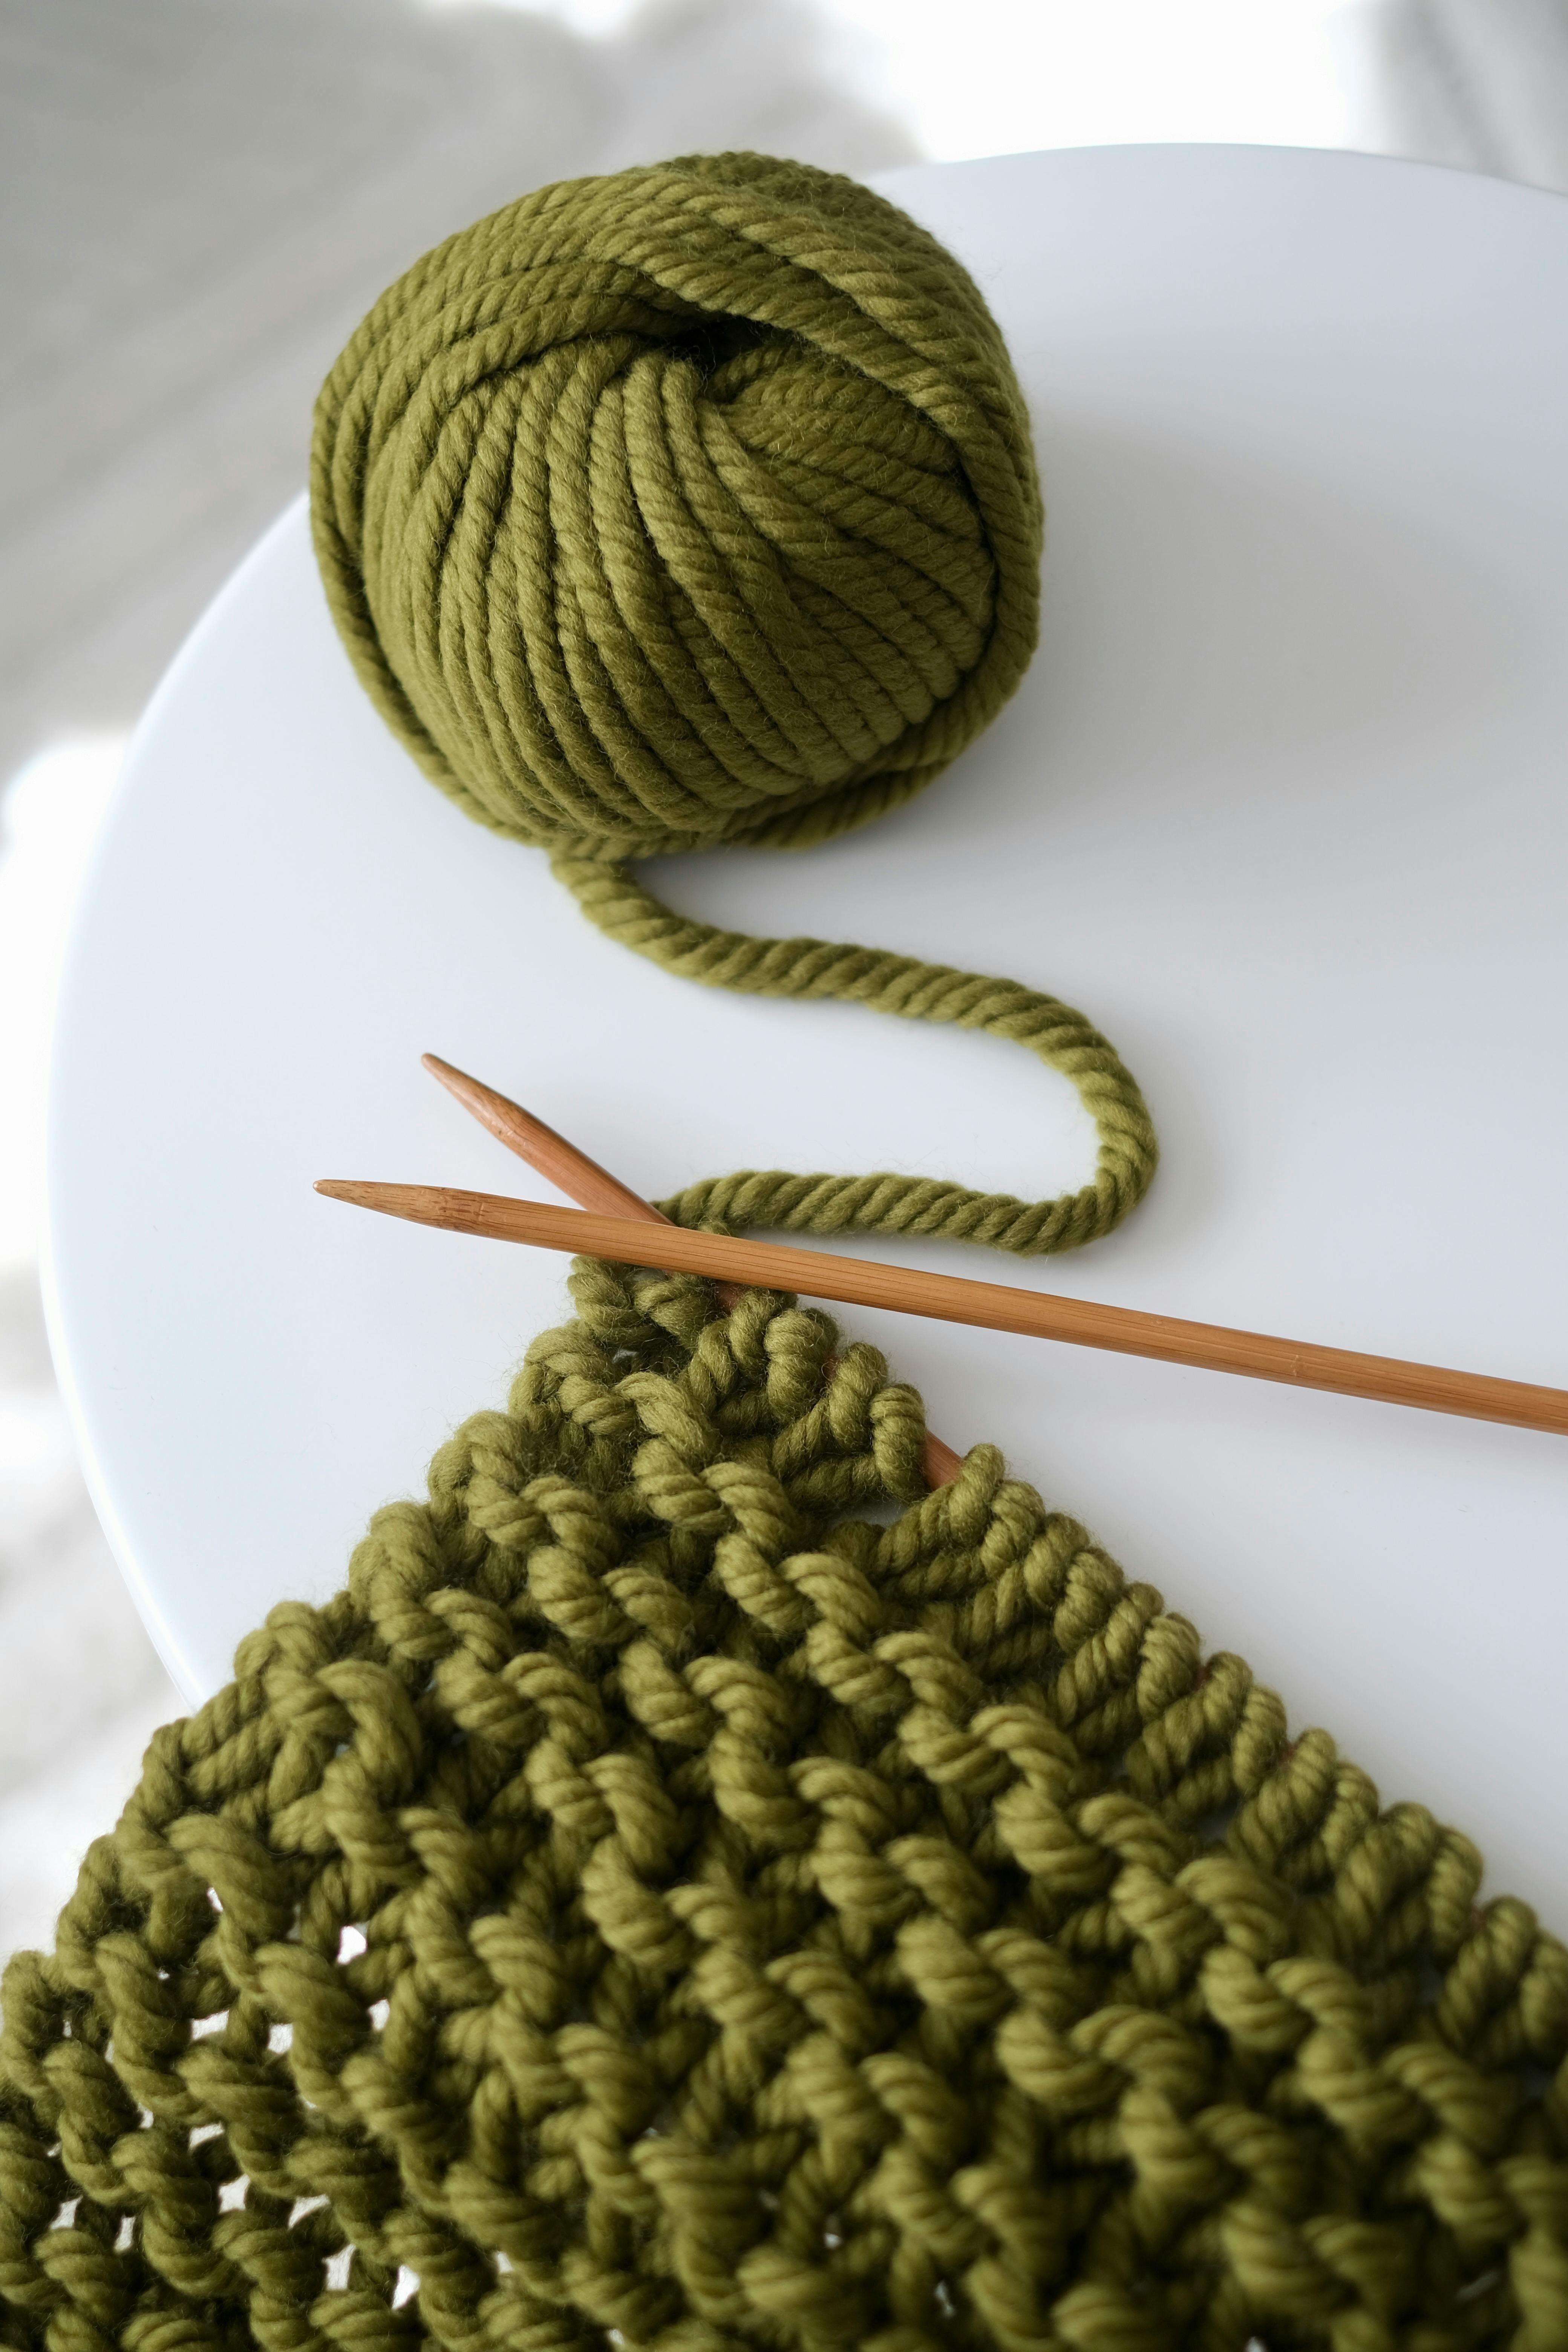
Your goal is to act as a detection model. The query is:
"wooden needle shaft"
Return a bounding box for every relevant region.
[421,1057,674,1229]
[420,1056,965,1485]
[315,1179,1568,1439]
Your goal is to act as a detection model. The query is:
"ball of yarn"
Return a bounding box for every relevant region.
[312,150,1044,858]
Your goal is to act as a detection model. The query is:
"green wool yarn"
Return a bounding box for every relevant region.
[311,150,1157,1260]
[312,151,1041,859]
[5,1263,1568,2352]
[10,149,1558,2352]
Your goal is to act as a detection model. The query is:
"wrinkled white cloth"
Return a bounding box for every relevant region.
[1344,0,1568,188]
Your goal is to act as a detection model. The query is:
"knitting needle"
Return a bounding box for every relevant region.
[314,1180,1568,1439]
[421,1054,688,1231]
[419,1054,965,1486]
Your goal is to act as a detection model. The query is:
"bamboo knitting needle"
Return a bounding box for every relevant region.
[315,1178,1568,1439]
[421,1055,691,1233]
[420,1055,966,1486]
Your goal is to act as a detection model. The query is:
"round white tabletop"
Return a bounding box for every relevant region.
[47,145,1568,1918]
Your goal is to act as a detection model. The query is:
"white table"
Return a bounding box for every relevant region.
[47,145,1568,1918]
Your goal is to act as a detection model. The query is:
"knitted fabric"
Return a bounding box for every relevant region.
[309,151,1158,1260]
[5,1260,1567,2352]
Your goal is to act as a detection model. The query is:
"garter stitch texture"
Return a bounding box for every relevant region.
[310,151,1158,1260]
[4,1261,1568,2352]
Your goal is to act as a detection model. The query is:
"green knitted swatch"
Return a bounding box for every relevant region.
[4,1263,1565,2352]
[310,150,1158,1260]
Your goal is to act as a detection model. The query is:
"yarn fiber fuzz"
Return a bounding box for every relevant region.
[311,150,1043,860]
[4,1262,1568,2352]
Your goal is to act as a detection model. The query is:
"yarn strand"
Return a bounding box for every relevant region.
[553,853,1159,1253]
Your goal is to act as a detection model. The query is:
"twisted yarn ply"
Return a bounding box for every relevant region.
[5,1263,1568,2352]
[311,151,1158,1259]
[311,151,1041,861]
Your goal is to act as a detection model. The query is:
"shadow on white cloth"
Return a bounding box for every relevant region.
[0,1270,181,1952]
[1345,0,1568,190]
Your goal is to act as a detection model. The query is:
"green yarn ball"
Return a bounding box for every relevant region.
[311,150,1044,859]
[310,150,1158,1266]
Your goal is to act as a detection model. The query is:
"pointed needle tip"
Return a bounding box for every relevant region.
[422,1051,486,1105]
